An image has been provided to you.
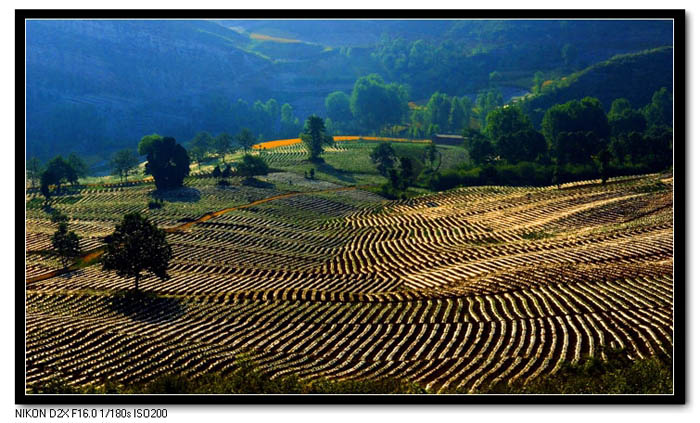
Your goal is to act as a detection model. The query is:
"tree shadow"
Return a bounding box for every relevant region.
[242,178,275,189]
[314,161,357,184]
[151,187,201,203]
[107,290,186,323]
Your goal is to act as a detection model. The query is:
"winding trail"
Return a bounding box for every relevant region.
[26,184,366,284]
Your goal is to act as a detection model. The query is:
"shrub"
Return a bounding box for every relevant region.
[148,199,164,209]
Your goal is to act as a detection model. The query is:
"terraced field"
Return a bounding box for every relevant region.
[24,172,674,393]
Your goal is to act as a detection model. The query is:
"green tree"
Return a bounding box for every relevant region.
[188,146,207,169]
[27,157,43,188]
[553,131,605,165]
[213,133,235,163]
[67,153,88,184]
[541,97,610,161]
[143,137,190,190]
[370,142,397,177]
[50,210,68,224]
[236,128,256,152]
[398,156,421,189]
[496,129,548,164]
[425,92,452,133]
[41,156,76,194]
[101,213,172,291]
[211,165,222,178]
[350,74,408,131]
[325,91,353,124]
[475,88,504,129]
[301,115,333,162]
[188,132,213,167]
[484,106,533,143]
[448,96,471,133]
[423,143,442,173]
[236,154,269,181]
[463,128,495,166]
[593,149,613,185]
[280,103,301,138]
[643,125,673,168]
[40,172,52,204]
[532,71,545,94]
[643,87,673,128]
[138,133,163,156]
[51,222,80,267]
[110,149,140,182]
[608,98,647,138]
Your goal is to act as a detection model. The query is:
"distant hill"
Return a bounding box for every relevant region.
[517,47,674,127]
[25,19,673,163]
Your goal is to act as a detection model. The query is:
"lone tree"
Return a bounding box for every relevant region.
[423,143,442,173]
[593,148,613,186]
[236,128,256,152]
[40,155,78,204]
[67,153,88,185]
[139,135,190,190]
[102,213,172,291]
[27,157,42,188]
[236,154,269,182]
[301,115,333,162]
[213,132,235,164]
[51,222,80,267]
[110,149,140,182]
[370,142,397,177]
[187,131,212,169]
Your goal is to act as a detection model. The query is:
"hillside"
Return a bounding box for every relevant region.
[517,47,674,127]
[25,154,673,393]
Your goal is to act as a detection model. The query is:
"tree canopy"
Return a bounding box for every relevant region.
[643,87,672,128]
[541,97,610,154]
[40,155,78,197]
[27,157,43,188]
[370,142,397,177]
[110,149,140,182]
[236,154,269,180]
[236,128,256,152]
[485,106,533,143]
[101,213,172,291]
[301,115,333,162]
[138,133,163,156]
[213,133,235,163]
[51,222,80,267]
[325,91,353,123]
[143,137,190,190]
[350,74,408,131]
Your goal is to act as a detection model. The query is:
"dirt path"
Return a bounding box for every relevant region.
[26,184,365,284]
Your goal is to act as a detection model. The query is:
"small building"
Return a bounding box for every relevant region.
[432,134,465,146]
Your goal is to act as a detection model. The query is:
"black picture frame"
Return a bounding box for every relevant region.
[16,9,686,405]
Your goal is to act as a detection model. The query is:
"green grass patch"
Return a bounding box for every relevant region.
[521,230,556,240]
[26,197,44,210]
[475,349,672,394]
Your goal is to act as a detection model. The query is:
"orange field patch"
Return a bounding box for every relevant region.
[253,136,431,150]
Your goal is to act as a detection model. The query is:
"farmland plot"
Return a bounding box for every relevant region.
[25,173,674,393]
